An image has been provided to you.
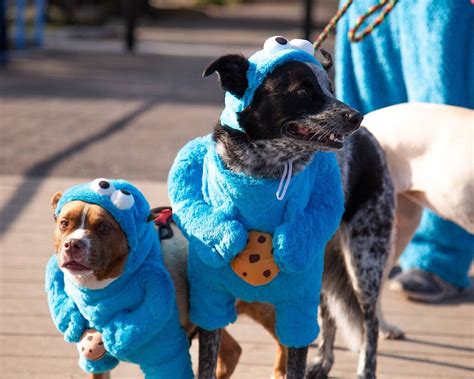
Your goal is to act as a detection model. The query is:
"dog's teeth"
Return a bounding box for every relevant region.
[329,133,335,141]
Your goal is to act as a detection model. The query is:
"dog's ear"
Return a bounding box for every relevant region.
[203,54,249,98]
[318,48,333,72]
[51,192,62,220]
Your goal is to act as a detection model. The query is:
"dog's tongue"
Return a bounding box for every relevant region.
[296,125,311,136]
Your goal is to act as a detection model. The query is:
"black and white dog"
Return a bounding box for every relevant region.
[199,40,395,379]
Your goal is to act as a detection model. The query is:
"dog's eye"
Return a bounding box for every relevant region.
[98,223,111,234]
[111,189,135,210]
[91,178,115,196]
[297,88,310,97]
[60,220,69,230]
[263,36,290,54]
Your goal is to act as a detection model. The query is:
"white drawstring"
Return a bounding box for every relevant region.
[276,160,293,201]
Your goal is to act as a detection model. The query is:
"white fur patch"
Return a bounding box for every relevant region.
[61,204,117,290]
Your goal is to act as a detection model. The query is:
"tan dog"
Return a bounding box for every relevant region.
[363,102,474,337]
[52,194,128,379]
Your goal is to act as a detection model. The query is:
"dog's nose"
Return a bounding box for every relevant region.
[64,239,85,255]
[343,110,363,125]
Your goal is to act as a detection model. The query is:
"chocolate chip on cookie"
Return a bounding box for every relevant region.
[231,231,279,286]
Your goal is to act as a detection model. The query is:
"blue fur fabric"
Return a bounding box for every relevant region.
[45,179,193,378]
[335,0,474,288]
[169,135,344,348]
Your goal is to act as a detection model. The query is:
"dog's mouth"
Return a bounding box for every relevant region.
[62,260,92,273]
[284,123,348,149]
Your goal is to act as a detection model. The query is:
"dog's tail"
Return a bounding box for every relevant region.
[326,290,363,352]
[323,232,364,352]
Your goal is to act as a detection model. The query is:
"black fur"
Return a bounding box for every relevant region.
[203,54,249,98]
[202,54,395,379]
[211,60,362,178]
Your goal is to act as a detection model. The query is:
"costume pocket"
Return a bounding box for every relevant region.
[231,231,280,286]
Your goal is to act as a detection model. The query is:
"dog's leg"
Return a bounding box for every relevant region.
[91,373,110,379]
[346,192,394,379]
[236,301,288,378]
[216,328,242,379]
[306,293,336,379]
[356,306,379,379]
[198,327,221,379]
[377,223,405,340]
[287,346,308,379]
[394,194,423,259]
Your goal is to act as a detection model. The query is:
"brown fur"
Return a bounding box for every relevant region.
[52,193,129,281]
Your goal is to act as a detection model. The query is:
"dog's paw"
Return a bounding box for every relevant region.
[271,372,286,379]
[231,231,279,286]
[79,329,106,361]
[379,323,405,340]
[305,363,328,379]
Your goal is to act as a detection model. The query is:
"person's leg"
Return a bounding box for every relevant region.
[394,1,474,301]
[394,209,473,301]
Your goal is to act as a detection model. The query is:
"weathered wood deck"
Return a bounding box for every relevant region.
[1,175,473,379]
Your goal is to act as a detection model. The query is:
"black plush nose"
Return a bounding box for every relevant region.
[64,239,85,255]
[343,110,363,125]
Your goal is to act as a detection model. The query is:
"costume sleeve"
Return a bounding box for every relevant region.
[168,137,248,268]
[273,153,344,274]
[45,255,88,343]
[100,266,176,356]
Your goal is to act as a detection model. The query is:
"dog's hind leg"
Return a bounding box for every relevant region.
[305,293,336,379]
[198,328,221,379]
[346,198,394,379]
[236,301,288,379]
[287,346,308,379]
[377,221,405,340]
[217,329,242,379]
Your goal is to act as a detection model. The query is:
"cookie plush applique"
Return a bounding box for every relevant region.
[231,231,279,286]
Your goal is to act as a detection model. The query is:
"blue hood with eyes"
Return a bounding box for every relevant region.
[220,36,324,131]
[55,178,155,282]
[47,179,194,377]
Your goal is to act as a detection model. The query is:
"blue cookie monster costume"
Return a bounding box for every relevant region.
[45,178,193,378]
[168,37,345,348]
[335,0,474,289]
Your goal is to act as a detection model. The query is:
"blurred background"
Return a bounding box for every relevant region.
[1,1,473,378]
[0,0,337,181]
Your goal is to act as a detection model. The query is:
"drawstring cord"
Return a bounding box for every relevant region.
[276,160,293,201]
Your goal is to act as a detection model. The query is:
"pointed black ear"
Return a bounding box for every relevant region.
[319,48,333,72]
[203,54,249,98]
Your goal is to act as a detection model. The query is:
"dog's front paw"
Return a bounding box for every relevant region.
[379,322,405,340]
[78,329,106,361]
[305,363,328,379]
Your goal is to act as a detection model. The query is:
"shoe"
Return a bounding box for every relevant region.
[389,269,462,303]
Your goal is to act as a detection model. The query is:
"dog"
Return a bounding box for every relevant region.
[363,101,473,308]
[47,179,193,379]
[167,36,395,379]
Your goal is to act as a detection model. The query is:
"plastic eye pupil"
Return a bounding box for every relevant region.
[275,37,287,45]
[120,189,131,195]
[99,180,110,189]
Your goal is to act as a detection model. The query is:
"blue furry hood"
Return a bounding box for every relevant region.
[220,36,323,131]
[55,178,155,283]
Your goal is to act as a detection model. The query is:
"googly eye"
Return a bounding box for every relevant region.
[289,39,315,56]
[263,36,290,54]
[91,178,115,196]
[111,189,135,210]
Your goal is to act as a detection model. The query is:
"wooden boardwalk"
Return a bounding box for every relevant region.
[1,175,473,379]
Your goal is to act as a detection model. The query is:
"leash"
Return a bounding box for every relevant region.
[313,0,399,50]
